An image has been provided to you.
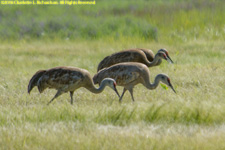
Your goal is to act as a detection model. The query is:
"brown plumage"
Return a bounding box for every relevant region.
[28,66,120,105]
[97,48,173,71]
[93,62,176,102]
[28,70,46,94]
[136,48,154,62]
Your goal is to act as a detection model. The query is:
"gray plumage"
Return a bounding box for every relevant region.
[93,62,176,102]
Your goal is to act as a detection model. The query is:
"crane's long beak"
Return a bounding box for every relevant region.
[166,55,174,64]
[169,83,176,93]
[114,87,120,98]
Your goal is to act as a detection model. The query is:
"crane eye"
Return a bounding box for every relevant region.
[113,82,116,87]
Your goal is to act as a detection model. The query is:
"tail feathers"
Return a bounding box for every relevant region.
[93,74,99,85]
[97,56,110,71]
[28,70,46,94]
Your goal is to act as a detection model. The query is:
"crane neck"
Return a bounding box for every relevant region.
[155,59,162,66]
[146,53,161,67]
[145,74,161,90]
[86,79,108,94]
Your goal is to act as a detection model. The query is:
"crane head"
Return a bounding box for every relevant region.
[102,78,120,98]
[158,48,174,63]
[157,52,171,63]
[159,74,176,93]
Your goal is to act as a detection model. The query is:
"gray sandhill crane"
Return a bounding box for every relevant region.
[28,66,120,105]
[93,62,176,102]
[97,48,173,71]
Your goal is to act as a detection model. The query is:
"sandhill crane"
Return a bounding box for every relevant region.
[97,48,173,71]
[28,66,120,105]
[93,62,176,102]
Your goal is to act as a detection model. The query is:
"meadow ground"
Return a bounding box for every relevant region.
[0,39,224,149]
[0,0,225,149]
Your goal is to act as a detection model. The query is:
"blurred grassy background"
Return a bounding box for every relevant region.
[0,0,224,43]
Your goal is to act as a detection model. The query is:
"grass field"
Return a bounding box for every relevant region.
[0,0,225,149]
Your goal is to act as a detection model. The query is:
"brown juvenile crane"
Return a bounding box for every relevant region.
[97,48,173,71]
[28,66,120,105]
[93,62,176,102]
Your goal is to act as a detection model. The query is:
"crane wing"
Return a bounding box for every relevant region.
[97,65,141,86]
[38,68,84,92]
[114,71,140,85]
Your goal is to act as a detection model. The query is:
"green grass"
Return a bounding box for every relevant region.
[0,39,225,149]
[0,0,225,149]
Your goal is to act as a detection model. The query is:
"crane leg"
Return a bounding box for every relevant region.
[119,88,127,102]
[128,88,135,102]
[47,90,63,105]
[70,91,74,105]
